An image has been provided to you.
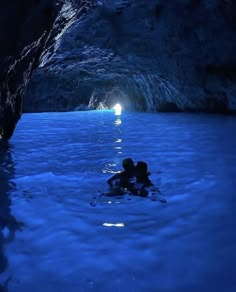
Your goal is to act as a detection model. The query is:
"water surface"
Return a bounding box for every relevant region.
[0,111,236,291]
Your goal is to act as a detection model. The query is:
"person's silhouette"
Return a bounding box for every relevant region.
[132,161,152,197]
[106,159,160,197]
[107,158,136,191]
[136,161,152,186]
[136,161,162,197]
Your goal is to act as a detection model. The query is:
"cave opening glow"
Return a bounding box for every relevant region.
[113,103,122,115]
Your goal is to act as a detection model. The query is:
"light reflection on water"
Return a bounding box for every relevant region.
[0,111,236,291]
[103,223,125,227]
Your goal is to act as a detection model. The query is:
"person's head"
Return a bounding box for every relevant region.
[136,161,149,177]
[122,158,135,172]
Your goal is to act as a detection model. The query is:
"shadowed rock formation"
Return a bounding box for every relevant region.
[0,0,97,140]
[24,0,236,114]
[0,0,60,140]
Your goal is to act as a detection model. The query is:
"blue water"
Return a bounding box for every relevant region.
[1,111,236,292]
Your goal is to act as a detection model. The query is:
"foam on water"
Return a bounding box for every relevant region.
[1,111,236,291]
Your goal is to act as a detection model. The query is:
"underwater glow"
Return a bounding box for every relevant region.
[113,103,122,115]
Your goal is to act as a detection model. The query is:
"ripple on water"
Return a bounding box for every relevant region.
[2,112,236,291]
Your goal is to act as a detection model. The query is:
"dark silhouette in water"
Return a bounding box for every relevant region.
[0,141,24,290]
[106,159,162,197]
[107,158,159,197]
[107,158,136,192]
[136,161,153,187]
[91,158,166,206]
[134,161,154,197]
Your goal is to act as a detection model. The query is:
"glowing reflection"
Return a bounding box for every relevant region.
[113,110,123,155]
[105,201,121,204]
[102,163,120,174]
[108,163,117,167]
[103,223,125,227]
[113,104,122,115]
[115,138,122,143]
[114,118,122,126]
[102,168,119,174]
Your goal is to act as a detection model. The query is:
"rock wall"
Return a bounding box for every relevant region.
[24,0,236,113]
[0,0,60,139]
[0,0,94,139]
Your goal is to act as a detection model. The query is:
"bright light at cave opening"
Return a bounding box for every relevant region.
[113,103,122,115]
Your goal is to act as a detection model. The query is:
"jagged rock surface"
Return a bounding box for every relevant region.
[24,0,236,113]
[0,0,59,139]
[0,0,92,139]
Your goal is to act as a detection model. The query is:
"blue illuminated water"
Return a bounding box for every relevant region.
[1,111,236,291]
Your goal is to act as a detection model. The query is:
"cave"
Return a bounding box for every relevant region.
[0,1,236,291]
